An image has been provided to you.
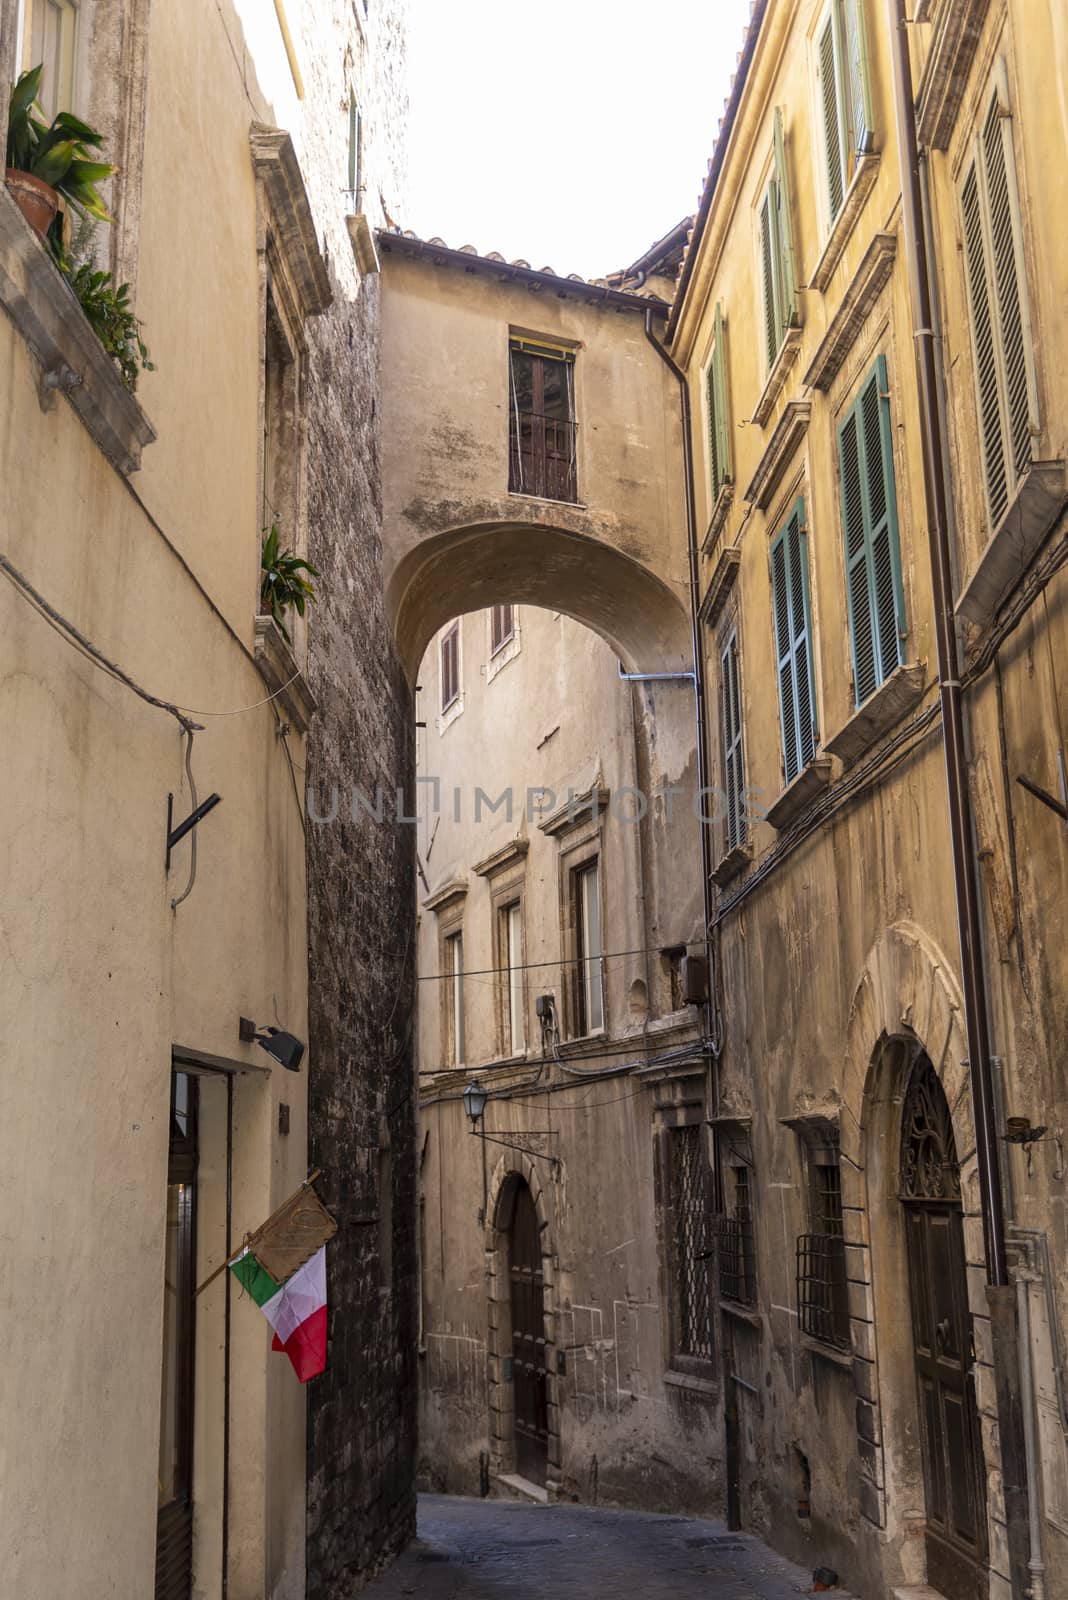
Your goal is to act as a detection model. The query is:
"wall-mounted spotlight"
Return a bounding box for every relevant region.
[239,1017,305,1072]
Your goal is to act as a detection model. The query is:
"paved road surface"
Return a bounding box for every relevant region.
[362,1494,845,1599]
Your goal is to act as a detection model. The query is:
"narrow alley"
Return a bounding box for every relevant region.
[362,1496,844,1600]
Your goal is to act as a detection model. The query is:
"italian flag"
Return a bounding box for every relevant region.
[231,1245,328,1382]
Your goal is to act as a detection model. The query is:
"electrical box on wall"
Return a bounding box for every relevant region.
[681,954,709,1006]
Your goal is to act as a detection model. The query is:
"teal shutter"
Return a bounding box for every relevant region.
[842,0,873,164]
[818,14,845,221]
[759,191,780,372]
[981,85,1033,490]
[838,356,905,707]
[773,108,798,329]
[720,631,747,851]
[961,159,1008,524]
[771,498,818,785]
[707,302,731,497]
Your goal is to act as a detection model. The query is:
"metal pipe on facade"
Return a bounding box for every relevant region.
[1016,1262,1047,1600]
[885,0,1007,1287]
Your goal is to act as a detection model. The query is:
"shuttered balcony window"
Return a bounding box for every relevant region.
[719,628,747,853]
[771,497,818,785]
[757,109,800,377]
[960,68,1037,533]
[440,621,460,712]
[838,355,906,707]
[816,0,874,228]
[508,338,578,504]
[706,303,732,501]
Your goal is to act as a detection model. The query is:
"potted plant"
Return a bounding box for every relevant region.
[260,524,319,644]
[49,218,154,391]
[5,65,114,237]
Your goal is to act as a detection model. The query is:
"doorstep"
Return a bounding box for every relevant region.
[496,1472,549,1505]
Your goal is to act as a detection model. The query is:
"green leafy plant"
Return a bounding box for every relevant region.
[261,524,319,643]
[47,218,154,390]
[6,65,114,222]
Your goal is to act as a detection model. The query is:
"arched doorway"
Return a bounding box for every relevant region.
[508,1179,549,1485]
[899,1050,988,1600]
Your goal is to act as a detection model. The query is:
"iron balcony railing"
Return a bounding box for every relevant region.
[509,410,578,504]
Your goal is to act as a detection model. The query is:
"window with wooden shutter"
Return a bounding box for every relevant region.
[758,111,800,375]
[817,1,874,229]
[490,603,514,655]
[719,629,747,852]
[771,498,818,785]
[838,356,905,707]
[959,67,1037,532]
[440,622,460,711]
[706,303,732,500]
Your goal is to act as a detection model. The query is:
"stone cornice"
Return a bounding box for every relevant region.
[804,233,897,392]
[473,838,530,878]
[916,0,992,151]
[249,124,332,321]
[745,400,810,511]
[423,877,468,914]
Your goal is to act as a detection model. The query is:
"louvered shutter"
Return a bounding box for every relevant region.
[819,14,845,221]
[773,108,799,330]
[961,159,1007,524]
[838,356,905,707]
[759,192,779,373]
[771,499,817,784]
[720,631,747,851]
[981,79,1034,491]
[708,302,731,497]
[842,0,873,164]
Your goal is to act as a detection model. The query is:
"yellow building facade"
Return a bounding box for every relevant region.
[669,1,1068,1597]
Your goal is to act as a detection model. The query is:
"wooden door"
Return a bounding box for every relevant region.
[156,1072,198,1600]
[509,1182,548,1483]
[901,1055,987,1600]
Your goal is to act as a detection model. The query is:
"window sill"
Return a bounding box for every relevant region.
[508,490,586,511]
[487,625,522,683]
[764,758,833,831]
[802,1335,853,1371]
[663,1369,719,1397]
[253,616,318,734]
[437,693,465,735]
[751,326,802,428]
[702,480,735,556]
[744,400,811,512]
[711,840,751,888]
[0,186,156,475]
[809,152,880,294]
[347,212,380,277]
[824,662,926,768]
[720,1299,761,1329]
[916,0,990,150]
[956,460,1068,626]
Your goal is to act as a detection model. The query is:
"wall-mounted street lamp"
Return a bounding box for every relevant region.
[239,1017,306,1072]
[463,1078,488,1126]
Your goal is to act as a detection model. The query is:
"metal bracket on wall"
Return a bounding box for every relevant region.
[166,790,222,869]
[1015,749,1068,825]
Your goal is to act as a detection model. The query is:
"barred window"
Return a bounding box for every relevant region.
[797,1153,849,1347]
[668,1125,713,1362]
[716,1162,756,1306]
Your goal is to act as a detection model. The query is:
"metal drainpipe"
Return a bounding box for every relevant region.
[1015,1248,1048,1600]
[885,0,1007,1286]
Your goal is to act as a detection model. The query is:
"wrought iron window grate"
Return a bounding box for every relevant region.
[797,1159,849,1346]
[714,1165,756,1306]
[669,1125,713,1360]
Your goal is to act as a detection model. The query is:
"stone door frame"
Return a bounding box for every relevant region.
[483,1152,560,1496]
[838,922,1009,1600]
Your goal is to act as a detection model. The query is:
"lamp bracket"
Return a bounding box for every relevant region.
[477,1128,559,1167]
[167,791,223,868]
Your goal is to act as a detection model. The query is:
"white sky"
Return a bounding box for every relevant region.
[405,0,753,280]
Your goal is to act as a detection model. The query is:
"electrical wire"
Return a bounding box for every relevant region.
[171,728,200,911]
[416,942,701,983]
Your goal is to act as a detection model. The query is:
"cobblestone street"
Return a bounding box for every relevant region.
[363,1495,846,1599]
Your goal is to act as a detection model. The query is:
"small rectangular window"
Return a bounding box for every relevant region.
[21,0,80,122]
[719,628,747,853]
[960,70,1037,532]
[668,1125,714,1362]
[797,1152,849,1347]
[838,356,905,707]
[503,900,525,1056]
[715,1161,756,1306]
[573,860,603,1034]
[770,497,818,785]
[490,603,514,656]
[508,338,578,503]
[444,931,464,1066]
[440,622,460,712]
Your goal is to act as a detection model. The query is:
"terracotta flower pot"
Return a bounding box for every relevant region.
[5,168,59,238]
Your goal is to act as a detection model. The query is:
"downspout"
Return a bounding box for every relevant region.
[886,3,1029,1589]
[1015,1250,1048,1600]
[885,0,1006,1287]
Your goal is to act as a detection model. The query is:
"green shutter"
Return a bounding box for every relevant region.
[759,192,779,373]
[773,107,798,329]
[981,83,1033,488]
[838,356,905,707]
[819,15,845,221]
[961,158,1008,524]
[842,0,873,164]
[708,302,731,497]
[771,498,818,785]
[720,631,746,851]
